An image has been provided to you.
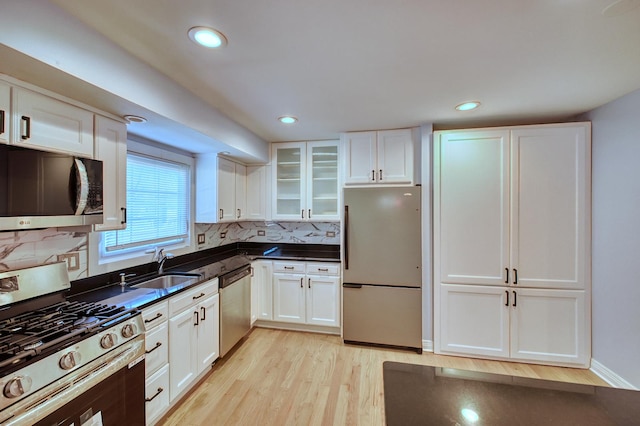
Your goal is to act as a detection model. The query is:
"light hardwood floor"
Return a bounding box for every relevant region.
[160,328,607,426]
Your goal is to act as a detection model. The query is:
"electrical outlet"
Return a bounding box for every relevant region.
[57,252,80,271]
[326,231,336,238]
[220,231,227,238]
[197,233,206,244]
[257,230,266,236]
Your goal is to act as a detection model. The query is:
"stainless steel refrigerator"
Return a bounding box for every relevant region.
[342,186,422,353]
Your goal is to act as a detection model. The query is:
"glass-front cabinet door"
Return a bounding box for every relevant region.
[307,141,339,220]
[272,142,306,220]
[271,140,339,221]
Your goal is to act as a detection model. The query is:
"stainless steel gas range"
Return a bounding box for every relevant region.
[0,262,145,425]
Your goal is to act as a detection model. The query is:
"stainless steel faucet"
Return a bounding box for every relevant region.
[155,248,174,274]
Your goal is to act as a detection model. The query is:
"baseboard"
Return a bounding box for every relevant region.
[590,358,638,390]
[422,339,433,352]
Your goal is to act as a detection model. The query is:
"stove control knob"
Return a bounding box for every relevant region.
[121,323,137,339]
[3,376,33,398]
[100,332,118,349]
[59,351,81,370]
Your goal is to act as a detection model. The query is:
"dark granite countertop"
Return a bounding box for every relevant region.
[383,361,639,426]
[69,243,340,310]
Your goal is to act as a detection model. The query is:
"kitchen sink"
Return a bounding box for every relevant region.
[131,273,201,290]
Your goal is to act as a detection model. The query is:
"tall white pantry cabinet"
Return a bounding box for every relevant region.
[433,122,591,367]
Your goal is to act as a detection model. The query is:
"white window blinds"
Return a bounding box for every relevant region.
[104,153,190,252]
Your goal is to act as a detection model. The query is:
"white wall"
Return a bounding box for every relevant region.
[582,88,640,389]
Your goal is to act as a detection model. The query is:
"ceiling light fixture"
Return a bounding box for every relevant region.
[123,114,147,124]
[455,101,481,111]
[278,116,298,124]
[188,26,227,48]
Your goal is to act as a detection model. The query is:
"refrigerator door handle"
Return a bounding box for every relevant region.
[343,283,362,289]
[344,205,349,269]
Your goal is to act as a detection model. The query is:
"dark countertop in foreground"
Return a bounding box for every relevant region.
[69,243,340,310]
[383,361,639,426]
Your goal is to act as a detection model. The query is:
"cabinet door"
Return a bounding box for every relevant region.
[145,364,170,426]
[195,153,219,223]
[217,157,236,222]
[12,87,94,157]
[510,124,590,290]
[145,321,169,377]
[169,307,198,401]
[273,273,305,323]
[272,142,306,220]
[93,115,127,231]
[343,131,376,185]
[0,82,10,144]
[197,293,220,374]
[234,163,247,220]
[435,130,510,286]
[306,275,340,327]
[510,288,587,366]
[252,260,273,321]
[246,165,268,220]
[437,284,510,358]
[307,141,339,220]
[376,129,413,184]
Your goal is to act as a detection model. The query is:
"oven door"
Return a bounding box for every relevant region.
[1,336,145,426]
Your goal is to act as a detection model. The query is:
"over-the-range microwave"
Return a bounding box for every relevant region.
[0,144,103,231]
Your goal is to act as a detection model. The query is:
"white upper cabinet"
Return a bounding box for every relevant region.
[272,140,339,221]
[0,82,10,145]
[11,87,94,157]
[245,165,269,221]
[196,154,255,223]
[93,115,127,231]
[343,128,414,185]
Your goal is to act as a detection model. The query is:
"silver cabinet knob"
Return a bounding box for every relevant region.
[3,376,32,398]
[59,351,81,370]
[100,332,118,349]
[121,323,137,339]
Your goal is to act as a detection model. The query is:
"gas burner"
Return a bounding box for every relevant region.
[23,340,43,351]
[73,316,100,328]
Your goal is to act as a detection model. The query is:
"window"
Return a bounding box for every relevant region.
[103,153,190,254]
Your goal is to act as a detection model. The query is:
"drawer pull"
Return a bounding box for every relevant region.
[144,312,163,324]
[145,387,164,403]
[145,341,162,354]
[193,292,206,300]
[284,266,295,270]
[318,268,329,272]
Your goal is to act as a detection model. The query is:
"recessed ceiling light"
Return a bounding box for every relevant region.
[123,115,147,123]
[455,101,481,111]
[188,26,227,48]
[278,116,298,124]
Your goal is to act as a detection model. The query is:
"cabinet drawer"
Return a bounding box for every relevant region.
[145,321,168,377]
[142,301,168,330]
[145,364,170,425]
[273,261,305,274]
[306,262,340,276]
[169,279,218,316]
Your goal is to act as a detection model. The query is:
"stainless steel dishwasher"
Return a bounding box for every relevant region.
[219,264,252,357]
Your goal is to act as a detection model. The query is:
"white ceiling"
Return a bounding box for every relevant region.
[45,0,640,143]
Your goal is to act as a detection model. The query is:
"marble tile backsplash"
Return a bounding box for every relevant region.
[0,229,89,280]
[195,221,340,249]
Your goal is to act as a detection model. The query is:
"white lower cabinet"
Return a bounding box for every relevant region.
[145,364,170,426]
[439,284,587,366]
[141,301,169,426]
[251,260,273,323]
[270,261,340,329]
[168,279,219,402]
